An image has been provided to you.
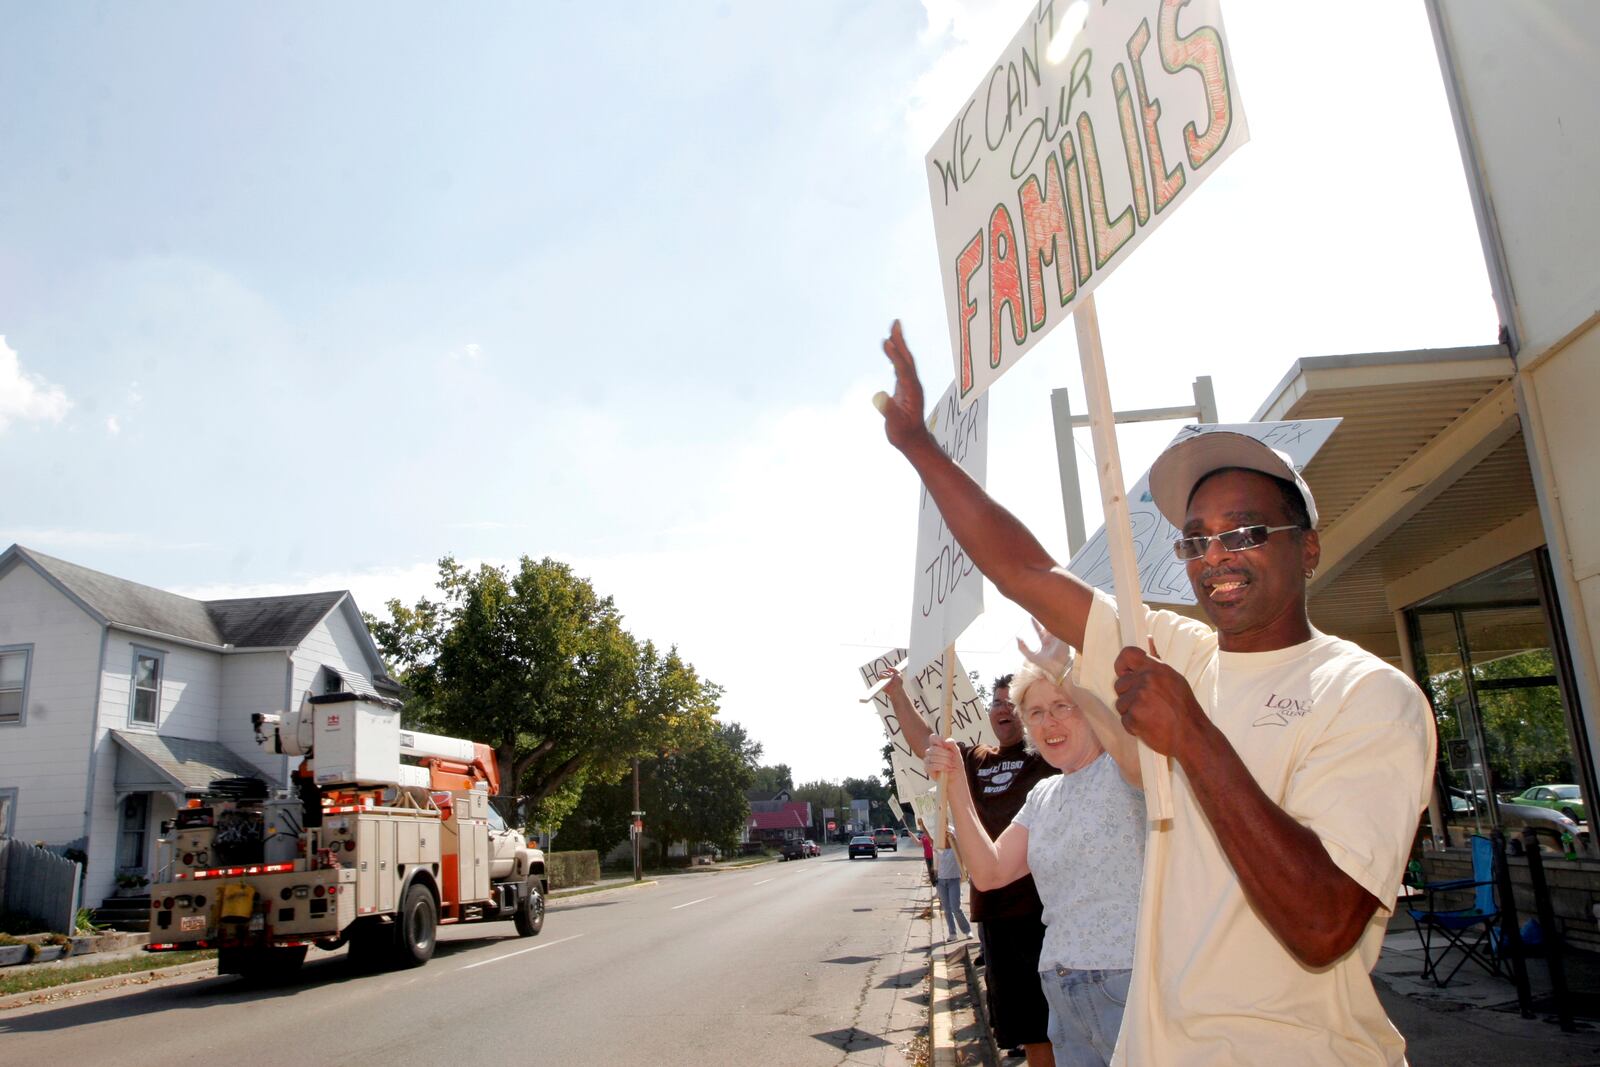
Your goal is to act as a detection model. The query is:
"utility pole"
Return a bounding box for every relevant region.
[631,757,643,882]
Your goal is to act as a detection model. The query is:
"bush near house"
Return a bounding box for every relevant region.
[547,850,600,889]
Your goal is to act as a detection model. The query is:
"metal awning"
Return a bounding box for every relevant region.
[1249,345,1529,663]
[111,730,269,794]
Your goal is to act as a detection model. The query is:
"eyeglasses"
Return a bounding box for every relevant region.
[989,700,1015,711]
[1171,524,1302,561]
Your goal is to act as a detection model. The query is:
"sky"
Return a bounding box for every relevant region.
[0,1,1498,786]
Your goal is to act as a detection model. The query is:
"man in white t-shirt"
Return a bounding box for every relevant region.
[875,323,1434,1065]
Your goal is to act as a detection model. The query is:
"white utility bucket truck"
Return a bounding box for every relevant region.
[145,690,546,978]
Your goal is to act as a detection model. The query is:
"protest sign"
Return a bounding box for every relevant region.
[927,0,1248,409]
[1066,419,1341,604]
[908,381,989,676]
[858,647,995,813]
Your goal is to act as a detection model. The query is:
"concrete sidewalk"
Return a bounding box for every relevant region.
[1375,915,1600,1065]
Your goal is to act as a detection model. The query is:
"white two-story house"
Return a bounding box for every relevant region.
[0,544,402,907]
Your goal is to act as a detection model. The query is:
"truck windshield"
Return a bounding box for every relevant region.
[486,805,507,831]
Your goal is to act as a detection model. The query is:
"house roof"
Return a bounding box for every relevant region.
[111,730,268,793]
[3,545,349,651]
[206,591,349,648]
[748,810,808,831]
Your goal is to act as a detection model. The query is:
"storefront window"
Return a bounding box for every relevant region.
[1408,552,1592,848]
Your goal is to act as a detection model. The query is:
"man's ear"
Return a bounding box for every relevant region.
[1301,529,1322,574]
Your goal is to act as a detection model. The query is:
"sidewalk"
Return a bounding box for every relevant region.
[1374,911,1600,1065]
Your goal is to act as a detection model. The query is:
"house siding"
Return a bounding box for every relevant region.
[219,651,293,783]
[0,563,101,847]
[86,631,226,902]
[290,603,379,703]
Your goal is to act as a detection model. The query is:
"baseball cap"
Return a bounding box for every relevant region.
[1149,431,1319,530]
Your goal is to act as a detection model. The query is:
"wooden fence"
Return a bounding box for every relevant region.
[0,839,82,933]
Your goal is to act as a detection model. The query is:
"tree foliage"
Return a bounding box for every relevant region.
[368,556,720,827]
[749,763,793,798]
[562,720,761,861]
[1427,648,1573,793]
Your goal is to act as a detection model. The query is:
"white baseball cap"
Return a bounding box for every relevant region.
[1149,432,1319,530]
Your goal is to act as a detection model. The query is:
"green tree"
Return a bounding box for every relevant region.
[749,763,793,798]
[369,556,717,826]
[563,721,761,861]
[1426,648,1572,794]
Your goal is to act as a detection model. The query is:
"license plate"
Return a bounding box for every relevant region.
[180,915,206,932]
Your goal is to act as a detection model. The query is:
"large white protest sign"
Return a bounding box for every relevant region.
[1066,420,1342,604]
[908,382,989,676]
[927,0,1249,409]
[858,648,996,813]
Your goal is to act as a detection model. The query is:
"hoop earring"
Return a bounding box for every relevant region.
[1304,569,1316,580]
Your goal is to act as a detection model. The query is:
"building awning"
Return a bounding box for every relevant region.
[111,730,269,794]
[1250,345,1527,663]
[327,665,379,698]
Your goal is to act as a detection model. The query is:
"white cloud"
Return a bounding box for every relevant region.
[446,342,483,364]
[0,336,72,431]
[106,415,121,436]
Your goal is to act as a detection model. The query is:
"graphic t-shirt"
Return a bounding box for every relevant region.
[1074,592,1435,1066]
[1014,752,1144,970]
[959,742,1058,921]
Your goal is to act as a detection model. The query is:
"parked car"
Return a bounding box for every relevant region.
[803,839,820,857]
[1448,786,1489,814]
[1510,784,1587,824]
[780,839,808,861]
[1497,801,1584,850]
[849,835,878,860]
[873,827,899,851]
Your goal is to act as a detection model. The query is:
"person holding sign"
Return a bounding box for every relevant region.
[882,666,1056,1066]
[925,642,1144,1067]
[877,322,1433,1065]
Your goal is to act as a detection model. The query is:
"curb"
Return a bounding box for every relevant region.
[0,956,219,1012]
[930,939,991,1066]
[550,878,658,900]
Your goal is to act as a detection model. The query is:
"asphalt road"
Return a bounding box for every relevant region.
[0,847,930,1066]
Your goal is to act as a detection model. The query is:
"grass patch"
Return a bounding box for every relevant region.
[0,950,216,997]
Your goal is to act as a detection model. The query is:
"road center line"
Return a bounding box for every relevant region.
[457,933,584,970]
[752,878,773,886]
[671,895,714,910]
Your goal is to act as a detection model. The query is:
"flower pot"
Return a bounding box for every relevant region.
[70,936,97,956]
[0,945,27,967]
[30,945,67,963]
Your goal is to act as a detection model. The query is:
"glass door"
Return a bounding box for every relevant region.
[1408,553,1593,848]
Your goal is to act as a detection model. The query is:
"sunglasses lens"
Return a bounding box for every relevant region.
[1218,526,1266,550]
[1173,538,1203,561]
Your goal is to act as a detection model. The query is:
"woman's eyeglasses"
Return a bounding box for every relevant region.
[1171,524,1302,561]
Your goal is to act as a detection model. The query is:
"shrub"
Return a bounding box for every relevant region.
[0,933,22,947]
[546,850,600,889]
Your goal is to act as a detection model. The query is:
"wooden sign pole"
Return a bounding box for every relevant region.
[934,645,955,848]
[1072,294,1174,822]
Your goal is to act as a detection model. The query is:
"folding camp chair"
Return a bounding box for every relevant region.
[1407,834,1503,986]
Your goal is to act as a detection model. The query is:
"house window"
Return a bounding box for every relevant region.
[0,787,16,837]
[130,648,164,726]
[0,645,30,726]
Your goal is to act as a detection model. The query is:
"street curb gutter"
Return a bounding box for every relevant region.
[930,938,993,1066]
[0,957,220,1012]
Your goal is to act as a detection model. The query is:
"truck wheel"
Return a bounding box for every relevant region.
[513,880,545,938]
[391,883,437,968]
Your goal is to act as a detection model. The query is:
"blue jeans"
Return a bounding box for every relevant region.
[1038,966,1131,1067]
[935,878,970,937]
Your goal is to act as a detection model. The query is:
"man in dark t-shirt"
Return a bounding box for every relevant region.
[883,670,1058,1066]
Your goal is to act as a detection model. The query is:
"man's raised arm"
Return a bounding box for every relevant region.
[881,668,935,759]
[879,321,1096,650]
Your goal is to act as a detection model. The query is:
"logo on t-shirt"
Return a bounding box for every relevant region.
[1254,692,1314,728]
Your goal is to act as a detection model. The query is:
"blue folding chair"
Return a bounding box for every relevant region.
[1408,835,1503,986]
